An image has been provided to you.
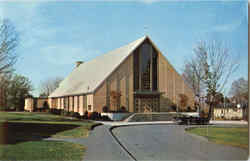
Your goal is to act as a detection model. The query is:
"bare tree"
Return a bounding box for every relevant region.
[0,19,19,74]
[182,59,204,96]
[194,40,239,119]
[39,77,63,97]
[229,77,248,97]
[229,77,248,105]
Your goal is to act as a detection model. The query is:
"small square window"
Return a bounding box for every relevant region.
[88,105,92,111]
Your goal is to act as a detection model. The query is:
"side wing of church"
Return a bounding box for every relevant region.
[28,36,195,114]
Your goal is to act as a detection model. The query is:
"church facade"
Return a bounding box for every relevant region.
[27,36,195,115]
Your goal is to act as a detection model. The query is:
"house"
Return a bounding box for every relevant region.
[24,96,48,112]
[25,36,195,115]
[214,107,244,120]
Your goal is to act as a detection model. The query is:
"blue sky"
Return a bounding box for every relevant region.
[0,1,248,96]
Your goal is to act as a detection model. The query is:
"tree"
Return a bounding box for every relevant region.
[178,93,189,111]
[229,77,248,106]
[229,77,248,98]
[110,90,121,111]
[0,73,12,110]
[0,73,33,111]
[207,92,224,108]
[194,40,239,119]
[0,19,19,74]
[39,77,63,97]
[182,58,204,96]
[8,74,33,111]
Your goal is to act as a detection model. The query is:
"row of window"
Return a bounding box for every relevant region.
[51,96,91,111]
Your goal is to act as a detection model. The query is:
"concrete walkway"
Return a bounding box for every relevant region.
[96,120,175,126]
[45,121,248,161]
[210,120,248,125]
[97,120,248,126]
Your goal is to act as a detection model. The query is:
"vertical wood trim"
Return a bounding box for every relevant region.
[126,76,129,111]
[150,44,153,91]
[62,97,64,110]
[117,78,120,110]
[68,96,69,112]
[138,98,141,113]
[139,45,141,91]
[173,71,176,104]
[72,96,74,111]
[77,96,79,112]
[157,51,159,91]
[64,97,65,110]
[106,80,110,107]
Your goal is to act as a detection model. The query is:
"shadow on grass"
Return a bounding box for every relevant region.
[0,122,80,145]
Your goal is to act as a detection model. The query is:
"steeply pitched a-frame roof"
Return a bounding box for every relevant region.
[49,36,148,98]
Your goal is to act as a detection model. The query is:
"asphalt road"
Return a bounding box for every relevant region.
[112,125,248,161]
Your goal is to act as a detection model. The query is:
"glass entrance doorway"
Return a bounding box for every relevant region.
[134,95,159,113]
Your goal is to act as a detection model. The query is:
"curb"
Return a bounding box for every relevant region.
[90,123,103,131]
[109,126,138,161]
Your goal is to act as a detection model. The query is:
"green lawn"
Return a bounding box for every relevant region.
[0,112,96,138]
[0,111,78,122]
[187,127,248,149]
[0,141,85,161]
[0,112,98,160]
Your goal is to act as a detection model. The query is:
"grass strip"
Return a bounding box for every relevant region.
[187,127,248,149]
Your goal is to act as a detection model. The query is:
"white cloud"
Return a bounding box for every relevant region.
[139,0,160,4]
[1,2,102,65]
[198,16,244,35]
[0,2,50,49]
[211,18,243,32]
[0,2,42,22]
[41,45,100,65]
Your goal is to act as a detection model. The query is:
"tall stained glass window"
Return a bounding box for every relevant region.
[133,48,140,90]
[133,40,158,91]
[152,48,158,90]
[140,42,151,90]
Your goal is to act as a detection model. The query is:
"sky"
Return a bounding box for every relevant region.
[0,0,248,97]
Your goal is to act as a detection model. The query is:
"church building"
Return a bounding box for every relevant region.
[30,36,195,115]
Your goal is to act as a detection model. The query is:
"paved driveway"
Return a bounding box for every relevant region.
[83,125,133,161]
[112,125,248,160]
